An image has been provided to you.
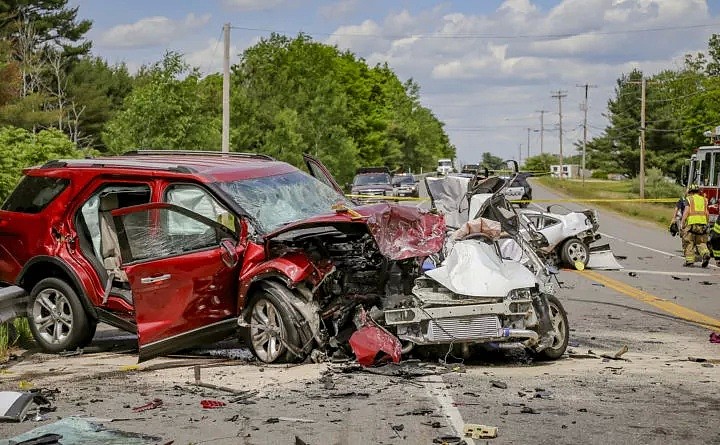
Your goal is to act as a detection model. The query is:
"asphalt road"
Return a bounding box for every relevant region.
[1,179,719,444]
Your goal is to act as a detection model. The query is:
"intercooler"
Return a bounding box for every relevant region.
[425,314,501,342]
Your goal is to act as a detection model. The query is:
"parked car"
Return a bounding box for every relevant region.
[391,174,419,198]
[0,151,447,363]
[349,167,393,202]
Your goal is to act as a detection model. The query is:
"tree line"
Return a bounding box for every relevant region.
[0,1,455,199]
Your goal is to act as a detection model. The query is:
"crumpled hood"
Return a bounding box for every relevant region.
[265,203,445,260]
[425,240,536,297]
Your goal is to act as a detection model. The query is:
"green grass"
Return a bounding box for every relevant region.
[0,318,33,361]
[536,177,678,227]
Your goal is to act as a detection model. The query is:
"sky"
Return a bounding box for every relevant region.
[70,0,720,166]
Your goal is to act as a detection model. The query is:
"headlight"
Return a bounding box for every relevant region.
[507,288,533,301]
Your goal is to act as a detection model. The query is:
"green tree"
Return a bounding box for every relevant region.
[0,0,92,57]
[523,153,558,174]
[481,152,504,170]
[0,126,81,198]
[102,52,221,153]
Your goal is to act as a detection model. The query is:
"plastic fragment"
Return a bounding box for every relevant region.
[200,400,226,409]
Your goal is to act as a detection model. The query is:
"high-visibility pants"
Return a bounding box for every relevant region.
[710,232,720,260]
[683,226,710,263]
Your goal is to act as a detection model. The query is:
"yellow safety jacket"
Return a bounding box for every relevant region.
[686,194,708,226]
[712,221,720,234]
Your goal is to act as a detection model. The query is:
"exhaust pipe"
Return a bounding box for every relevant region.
[498,328,539,342]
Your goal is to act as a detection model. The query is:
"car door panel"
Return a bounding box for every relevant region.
[112,203,241,362]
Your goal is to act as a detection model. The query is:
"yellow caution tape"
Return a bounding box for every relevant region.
[513,198,678,203]
[18,380,33,389]
[345,194,428,202]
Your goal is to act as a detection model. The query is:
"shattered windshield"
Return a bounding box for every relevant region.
[218,170,350,233]
[353,173,391,186]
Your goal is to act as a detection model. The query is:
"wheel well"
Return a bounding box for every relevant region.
[19,261,97,320]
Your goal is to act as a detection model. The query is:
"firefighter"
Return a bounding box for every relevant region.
[710,219,720,267]
[680,184,711,267]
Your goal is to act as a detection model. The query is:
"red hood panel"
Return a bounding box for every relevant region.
[265,203,445,260]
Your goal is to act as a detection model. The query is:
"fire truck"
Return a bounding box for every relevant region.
[681,126,720,224]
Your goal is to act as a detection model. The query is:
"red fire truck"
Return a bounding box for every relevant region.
[681,127,720,224]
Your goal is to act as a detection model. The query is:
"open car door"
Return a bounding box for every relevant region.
[111,203,242,362]
[303,153,345,196]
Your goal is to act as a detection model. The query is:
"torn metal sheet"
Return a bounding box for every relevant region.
[348,316,402,366]
[366,205,445,260]
[587,244,624,270]
[425,175,471,228]
[425,241,536,297]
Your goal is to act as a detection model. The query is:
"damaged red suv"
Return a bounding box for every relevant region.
[0,151,443,362]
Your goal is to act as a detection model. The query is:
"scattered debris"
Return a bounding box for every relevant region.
[520,406,540,414]
[131,398,163,413]
[58,348,83,357]
[191,365,250,395]
[628,272,637,277]
[534,389,554,399]
[600,345,629,361]
[265,417,315,424]
[711,333,720,344]
[614,255,628,260]
[688,356,720,364]
[334,360,448,378]
[699,281,714,285]
[397,408,434,416]
[0,391,35,422]
[464,423,498,439]
[671,276,690,281]
[295,436,309,445]
[490,380,508,389]
[200,400,226,409]
[591,283,605,287]
[433,435,462,444]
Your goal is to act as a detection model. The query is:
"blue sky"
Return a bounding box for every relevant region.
[71,0,720,166]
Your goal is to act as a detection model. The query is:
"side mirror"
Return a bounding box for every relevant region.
[219,238,239,268]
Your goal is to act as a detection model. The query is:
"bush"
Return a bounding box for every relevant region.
[630,167,684,199]
[591,170,608,179]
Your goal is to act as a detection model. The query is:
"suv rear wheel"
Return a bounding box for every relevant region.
[28,278,95,353]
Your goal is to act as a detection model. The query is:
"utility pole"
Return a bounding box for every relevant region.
[222,23,230,153]
[536,110,548,154]
[527,128,531,159]
[551,91,567,179]
[577,83,597,186]
[519,144,522,165]
[639,77,646,199]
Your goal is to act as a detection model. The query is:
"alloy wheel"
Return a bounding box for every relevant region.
[566,241,588,263]
[250,298,286,363]
[547,300,567,350]
[32,288,74,345]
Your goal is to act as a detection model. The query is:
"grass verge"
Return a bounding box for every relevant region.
[536,177,678,228]
[0,318,32,361]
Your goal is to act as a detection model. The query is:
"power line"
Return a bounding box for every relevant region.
[229,21,720,41]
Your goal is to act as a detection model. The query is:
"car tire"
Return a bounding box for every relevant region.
[519,194,530,208]
[536,294,569,360]
[244,288,302,364]
[27,277,92,353]
[560,238,589,268]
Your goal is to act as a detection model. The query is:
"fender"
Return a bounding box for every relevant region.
[17,255,98,320]
[238,251,323,304]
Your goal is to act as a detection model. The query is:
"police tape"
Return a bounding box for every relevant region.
[345,194,428,202]
[512,198,679,203]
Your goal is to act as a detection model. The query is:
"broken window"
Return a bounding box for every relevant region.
[218,171,350,233]
[114,207,232,263]
[165,184,235,233]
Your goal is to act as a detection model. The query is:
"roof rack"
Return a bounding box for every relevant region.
[124,149,275,161]
[40,158,196,173]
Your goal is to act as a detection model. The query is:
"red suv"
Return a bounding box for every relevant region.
[0,151,442,362]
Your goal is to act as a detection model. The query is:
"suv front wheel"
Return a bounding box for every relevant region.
[28,278,95,353]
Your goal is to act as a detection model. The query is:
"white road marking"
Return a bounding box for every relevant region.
[422,380,473,445]
[600,232,719,270]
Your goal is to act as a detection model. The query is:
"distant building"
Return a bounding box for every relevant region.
[550,164,581,179]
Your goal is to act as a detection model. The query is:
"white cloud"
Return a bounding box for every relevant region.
[319,0,361,20]
[323,0,717,161]
[222,0,285,11]
[100,13,211,49]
